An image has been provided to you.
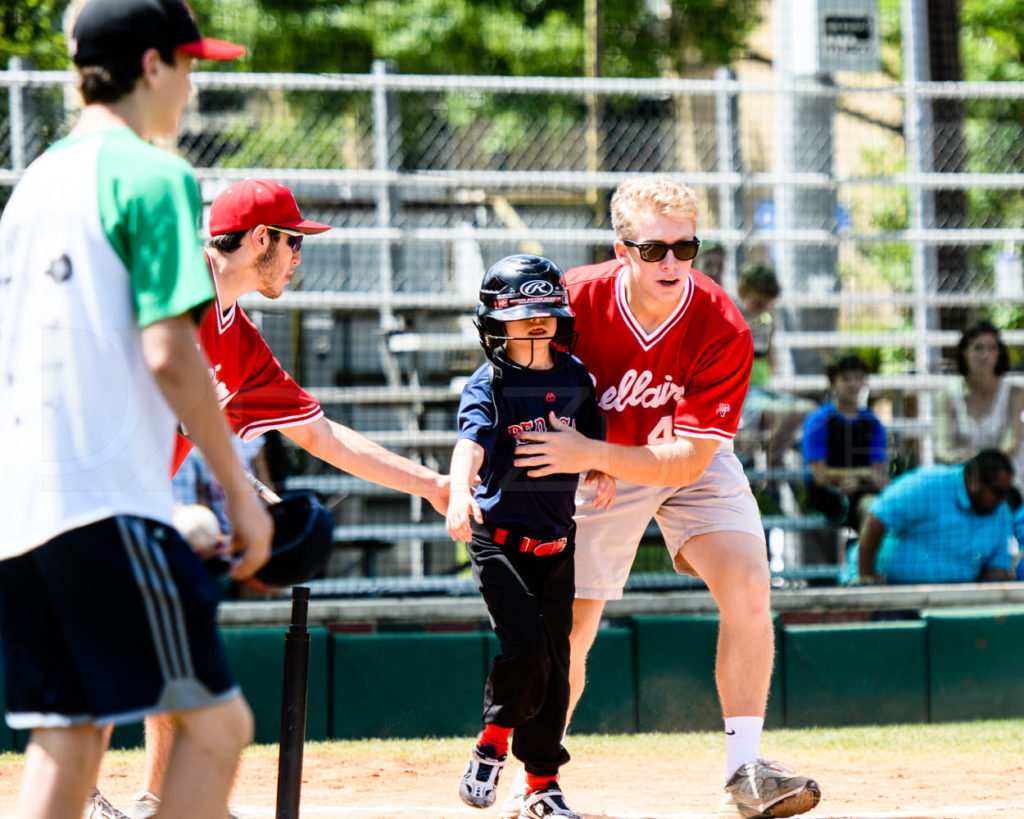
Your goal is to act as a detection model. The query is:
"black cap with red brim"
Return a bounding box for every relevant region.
[71,0,245,66]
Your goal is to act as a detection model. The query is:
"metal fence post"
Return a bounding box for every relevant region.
[713,66,741,296]
[8,57,26,172]
[903,0,936,466]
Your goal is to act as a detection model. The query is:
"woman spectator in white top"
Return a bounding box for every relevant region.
[935,320,1024,478]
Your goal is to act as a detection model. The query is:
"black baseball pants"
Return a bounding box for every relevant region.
[468,523,575,777]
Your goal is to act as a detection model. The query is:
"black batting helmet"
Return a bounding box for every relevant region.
[257,492,335,586]
[474,254,577,365]
[204,491,335,587]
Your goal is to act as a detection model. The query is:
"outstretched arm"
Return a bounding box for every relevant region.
[142,315,272,579]
[514,412,720,487]
[446,438,485,542]
[283,416,449,514]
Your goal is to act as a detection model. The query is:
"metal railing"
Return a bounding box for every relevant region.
[5,61,1024,576]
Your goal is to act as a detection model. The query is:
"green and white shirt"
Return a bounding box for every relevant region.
[0,127,214,559]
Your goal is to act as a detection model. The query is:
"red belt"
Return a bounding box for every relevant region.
[494,527,568,556]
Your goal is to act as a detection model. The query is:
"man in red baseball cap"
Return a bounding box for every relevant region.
[93,178,452,818]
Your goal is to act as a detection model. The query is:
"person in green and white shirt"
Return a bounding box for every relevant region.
[0,1,271,818]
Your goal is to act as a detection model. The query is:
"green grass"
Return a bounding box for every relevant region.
[3,718,1019,768]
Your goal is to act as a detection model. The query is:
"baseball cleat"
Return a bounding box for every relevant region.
[718,759,821,818]
[519,781,581,819]
[500,766,528,817]
[86,790,131,819]
[459,743,507,808]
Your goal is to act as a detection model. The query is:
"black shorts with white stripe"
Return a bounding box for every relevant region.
[0,515,238,729]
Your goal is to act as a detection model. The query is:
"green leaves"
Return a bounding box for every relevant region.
[0,0,71,70]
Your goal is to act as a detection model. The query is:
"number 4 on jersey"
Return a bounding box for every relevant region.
[647,415,674,445]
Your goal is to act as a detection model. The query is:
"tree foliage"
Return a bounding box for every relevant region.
[0,0,71,70]
[190,0,760,77]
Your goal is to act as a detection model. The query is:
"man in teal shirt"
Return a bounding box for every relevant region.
[855,449,1019,584]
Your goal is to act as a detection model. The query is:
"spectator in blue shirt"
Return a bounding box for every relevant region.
[801,353,888,532]
[854,449,1020,584]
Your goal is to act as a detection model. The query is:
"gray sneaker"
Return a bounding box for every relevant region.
[132,791,242,819]
[459,744,507,808]
[719,759,821,818]
[499,766,527,817]
[86,790,131,819]
[519,781,580,819]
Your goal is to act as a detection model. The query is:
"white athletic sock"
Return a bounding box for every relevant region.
[724,716,764,780]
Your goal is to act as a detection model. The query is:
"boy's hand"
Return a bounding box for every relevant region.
[587,470,616,510]
[446,487,483,542]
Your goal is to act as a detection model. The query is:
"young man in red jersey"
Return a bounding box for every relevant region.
[513,176,820,819]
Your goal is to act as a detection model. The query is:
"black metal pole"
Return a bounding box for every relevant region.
[275,586,311,819]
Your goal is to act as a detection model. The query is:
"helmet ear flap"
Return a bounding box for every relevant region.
[474,314,506,363]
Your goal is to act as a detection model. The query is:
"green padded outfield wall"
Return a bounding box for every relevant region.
[783,621,928,727]
[220,626,331,745]
[332,632,485,739]
[924,606,1024,722]
[633,614,783,732]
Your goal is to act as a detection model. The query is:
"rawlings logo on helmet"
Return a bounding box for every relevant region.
[520,279,555,297]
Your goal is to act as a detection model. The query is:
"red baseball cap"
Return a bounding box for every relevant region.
[71,0,245,66]
[209,178,332,237]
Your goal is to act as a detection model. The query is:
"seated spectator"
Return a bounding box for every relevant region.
[696,239,725,286]
[851,449,1020,585]
[801,353,888,532]
[733,263,814,473]
[935,319,1024,483]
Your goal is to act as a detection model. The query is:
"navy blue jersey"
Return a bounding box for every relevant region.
[457,352,604,538]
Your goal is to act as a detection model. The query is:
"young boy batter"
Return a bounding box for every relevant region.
[447,255,614,819]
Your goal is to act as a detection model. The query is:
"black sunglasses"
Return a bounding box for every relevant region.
[623,238,701,263]
[266,225,303,251]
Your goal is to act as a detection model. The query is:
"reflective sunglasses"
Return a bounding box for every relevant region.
[623,237,701,263]
[265,225,303,251]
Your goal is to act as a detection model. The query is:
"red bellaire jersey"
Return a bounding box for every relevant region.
[565,259,752,448]
[171,254,323,473]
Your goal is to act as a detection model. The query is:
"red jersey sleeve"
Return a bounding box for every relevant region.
[222,311,322,441]
[673,322,753,440]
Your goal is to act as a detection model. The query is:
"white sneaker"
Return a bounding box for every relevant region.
[499,766,527,817]
[132,791,242,819]
[719,759,821,818]
[86,790,130,819]
[519,781,580,819]
[130,793,159,819]
[459,743,507,808]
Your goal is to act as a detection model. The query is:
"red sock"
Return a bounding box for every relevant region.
[526,773,557,794]
[478,724,512,756]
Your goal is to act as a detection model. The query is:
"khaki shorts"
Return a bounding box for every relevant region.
[573,451,765,600]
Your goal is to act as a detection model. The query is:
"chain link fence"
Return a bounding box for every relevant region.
[4,61,1024,577]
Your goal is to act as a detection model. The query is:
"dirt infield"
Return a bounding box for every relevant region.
[1,723,1022,818]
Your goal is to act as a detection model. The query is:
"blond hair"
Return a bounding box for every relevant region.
[610,176,699,239]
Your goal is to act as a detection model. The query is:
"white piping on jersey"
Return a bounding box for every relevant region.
[237,406,324,442]
[614,266,693,352]
[675,422,734,441]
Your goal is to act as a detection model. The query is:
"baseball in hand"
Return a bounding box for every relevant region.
[172,504,223,557]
